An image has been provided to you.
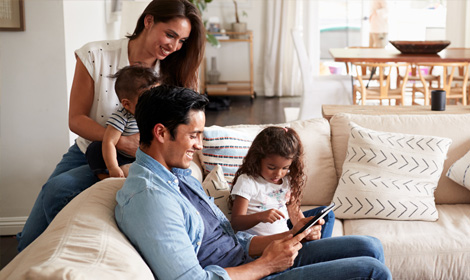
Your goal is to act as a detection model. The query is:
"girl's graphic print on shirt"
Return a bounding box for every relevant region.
[257,188,290,211]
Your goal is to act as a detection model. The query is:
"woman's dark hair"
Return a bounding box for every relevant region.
[127,0,205,90]
[230,127,306,210]
[135,85,208,147]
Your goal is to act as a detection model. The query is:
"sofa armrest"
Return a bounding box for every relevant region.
[0,178,154,280]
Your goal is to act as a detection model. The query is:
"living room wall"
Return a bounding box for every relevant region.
[0,0,117,235]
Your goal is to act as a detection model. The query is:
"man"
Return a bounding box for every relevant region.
[115,85,392,280]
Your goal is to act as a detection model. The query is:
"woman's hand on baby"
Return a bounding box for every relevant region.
[259,209,286,224]
[109,167,125,178]
[116,133,139,157]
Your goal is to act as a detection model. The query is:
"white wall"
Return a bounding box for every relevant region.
[63,0,120,146]
[0,0,69,234]
[446,0,470,48]
[0,0,117,235]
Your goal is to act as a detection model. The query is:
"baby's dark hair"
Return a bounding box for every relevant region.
[230,126,306,209]
[110,65,158,101]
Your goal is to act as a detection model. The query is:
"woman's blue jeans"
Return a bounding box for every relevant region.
[264,235,392,280]
[16,144,98,252]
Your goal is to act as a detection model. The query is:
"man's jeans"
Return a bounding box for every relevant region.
[16,144,98,252]
[265,235,392,280]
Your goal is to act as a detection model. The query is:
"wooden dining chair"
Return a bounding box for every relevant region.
[447,49,470,102]
[415,62,469,105]
[396,64,441,105]
[344,46,382,75]
[344,47,385,104]
[352,62,410,105]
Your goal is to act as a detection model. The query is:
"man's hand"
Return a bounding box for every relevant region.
[257,228,312,274]
[259,209,286,224]
[291,217,324,241]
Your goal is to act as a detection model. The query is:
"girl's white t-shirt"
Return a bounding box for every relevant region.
[231,174,291,235]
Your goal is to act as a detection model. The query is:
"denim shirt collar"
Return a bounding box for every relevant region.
[135,148,192,188]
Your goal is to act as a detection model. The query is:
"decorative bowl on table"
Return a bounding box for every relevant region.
[389,40,451,54]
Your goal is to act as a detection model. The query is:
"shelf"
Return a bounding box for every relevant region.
[202,31,254,99]
[209,31,253,42]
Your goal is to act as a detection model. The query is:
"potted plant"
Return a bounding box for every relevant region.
[189,0,219,47]
[231,0,247,38]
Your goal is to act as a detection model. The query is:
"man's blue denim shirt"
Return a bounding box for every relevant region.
[115,148,254,279]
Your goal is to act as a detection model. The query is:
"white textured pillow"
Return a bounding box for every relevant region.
[446,150,470,191]
[332,122,452,221]
[202,165,231,219]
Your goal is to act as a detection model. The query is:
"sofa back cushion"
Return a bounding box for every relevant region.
[197,118,338,206]
[330,113,470,204]
[0,178,154,280]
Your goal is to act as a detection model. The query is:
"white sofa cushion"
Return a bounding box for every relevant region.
[343,204,470,280]
[446,148,470,191]
[332,122,451,221]
[0,178,154,280]
[330,113,470,204]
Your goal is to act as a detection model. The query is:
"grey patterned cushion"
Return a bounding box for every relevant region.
[446,148,470,191]
[332,122,452,221]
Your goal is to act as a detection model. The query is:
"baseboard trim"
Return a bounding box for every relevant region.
[0,217,27,236]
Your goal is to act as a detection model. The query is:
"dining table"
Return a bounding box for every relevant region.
[328,47,470,63]
[329,47,470,106]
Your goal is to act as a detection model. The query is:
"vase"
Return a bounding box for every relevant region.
[231,22,247,39]
[207,57,221,84]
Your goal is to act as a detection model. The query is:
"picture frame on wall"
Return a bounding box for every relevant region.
[0,0,25,31]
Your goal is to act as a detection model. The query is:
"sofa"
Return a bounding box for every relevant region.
[2,112,470,280]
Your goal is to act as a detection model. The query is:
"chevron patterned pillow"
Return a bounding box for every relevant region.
[332,122,452,221]
[446,149,470,191]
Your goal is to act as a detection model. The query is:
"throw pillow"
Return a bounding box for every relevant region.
[202,165,231,219]
[201,126,254,185]
[446,149,470,191]
[332,122,452,221]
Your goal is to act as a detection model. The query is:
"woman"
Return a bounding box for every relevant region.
[16,0,205,252]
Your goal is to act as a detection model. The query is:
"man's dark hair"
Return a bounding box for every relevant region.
[111,65,158,101]
[135,85,208,147]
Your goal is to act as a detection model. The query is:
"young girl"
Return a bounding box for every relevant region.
[230,126,335,238]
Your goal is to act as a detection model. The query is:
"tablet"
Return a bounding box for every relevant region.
[293,202,335,237]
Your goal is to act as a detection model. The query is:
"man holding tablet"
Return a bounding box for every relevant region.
[115,85,392,280]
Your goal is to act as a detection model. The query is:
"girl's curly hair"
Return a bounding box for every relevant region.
[230,126,305,210]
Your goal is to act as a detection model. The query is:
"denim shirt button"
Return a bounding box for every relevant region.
[197,241,201,246]
[196,211,200,215]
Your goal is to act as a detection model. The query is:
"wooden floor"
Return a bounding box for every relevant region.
[205,95,300,126]
[0,95,300,270]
